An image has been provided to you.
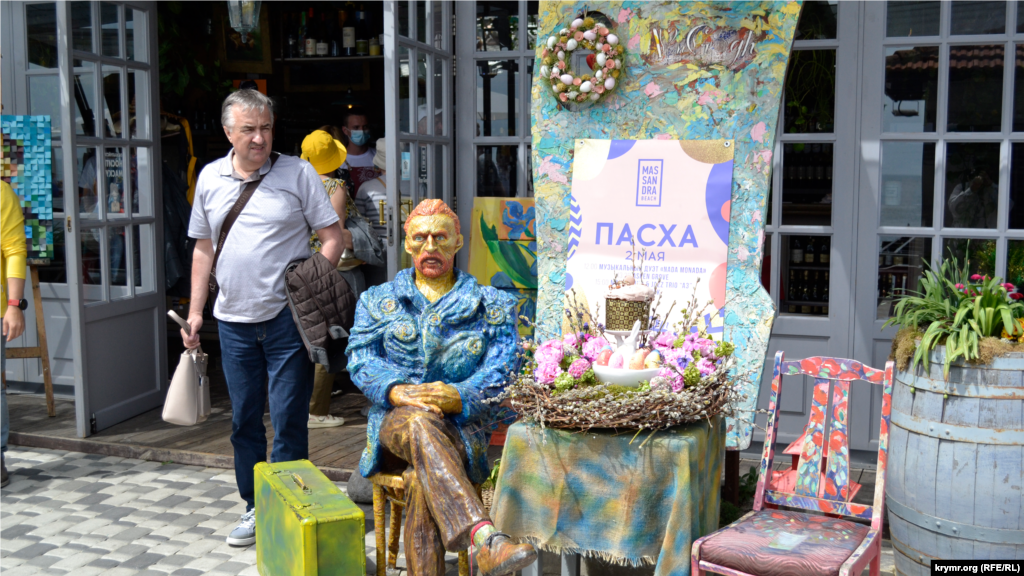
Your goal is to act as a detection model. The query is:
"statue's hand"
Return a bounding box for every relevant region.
[388,382,463,415]
[388,384,443,416]
[413,382,463,415]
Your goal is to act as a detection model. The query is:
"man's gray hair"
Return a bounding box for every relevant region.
[221,89,275,130]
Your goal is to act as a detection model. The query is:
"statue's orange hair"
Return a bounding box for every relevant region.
[403,199,461,235]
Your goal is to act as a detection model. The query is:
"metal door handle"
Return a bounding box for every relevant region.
[378,200,386,226]
[401,199,413,220]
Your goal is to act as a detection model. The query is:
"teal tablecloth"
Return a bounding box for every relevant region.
[492,418,724,576]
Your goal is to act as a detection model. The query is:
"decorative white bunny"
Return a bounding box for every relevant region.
[613,319,642,359]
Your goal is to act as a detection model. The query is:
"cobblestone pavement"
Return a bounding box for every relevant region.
[0,447,454,576]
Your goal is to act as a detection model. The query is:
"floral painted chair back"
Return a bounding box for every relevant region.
[755,352,895,527]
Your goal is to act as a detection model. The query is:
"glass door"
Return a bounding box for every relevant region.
[383,1,453,279]
[56,0,165,436]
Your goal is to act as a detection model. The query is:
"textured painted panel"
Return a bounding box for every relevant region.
[1,115,54,262]
[531,1,801,449]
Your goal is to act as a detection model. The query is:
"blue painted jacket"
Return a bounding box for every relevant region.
[347,267,519,483]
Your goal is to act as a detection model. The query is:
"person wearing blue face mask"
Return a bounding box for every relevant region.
[340,107,381,194]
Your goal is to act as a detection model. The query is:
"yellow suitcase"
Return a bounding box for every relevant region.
[255,460,365,576]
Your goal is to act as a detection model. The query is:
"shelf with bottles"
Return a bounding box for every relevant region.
[279,3,382,61]
[783,235,832,268]
[874,236,931,319]
[275,55,383,63]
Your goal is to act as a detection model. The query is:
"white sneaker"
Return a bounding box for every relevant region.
[226,509,256,547]
[308,414,345,428]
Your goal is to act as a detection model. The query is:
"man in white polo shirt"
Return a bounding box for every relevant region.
[182,89,344,547]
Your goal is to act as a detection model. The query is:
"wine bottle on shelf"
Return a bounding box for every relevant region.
[355,4,369,56]
[804,237,816,264]
[304,8,317,57]
[298,10,307,58]
[790,237,804,264]
[819,237,830,264]
[788,270,799,303]
[317,14,329,56]
[287,12,298,58]
[801,271,812,314]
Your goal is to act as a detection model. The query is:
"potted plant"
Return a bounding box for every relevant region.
[881,254,1024,570]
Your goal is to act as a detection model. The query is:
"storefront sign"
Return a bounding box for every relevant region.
[566,138,733,334]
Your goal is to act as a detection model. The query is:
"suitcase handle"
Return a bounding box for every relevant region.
[291,473,312,494]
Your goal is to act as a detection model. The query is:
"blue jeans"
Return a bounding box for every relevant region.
[218,308,313,510]
[2,337,8,461]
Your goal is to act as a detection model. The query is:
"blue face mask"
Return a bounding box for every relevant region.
[349,130,369,146]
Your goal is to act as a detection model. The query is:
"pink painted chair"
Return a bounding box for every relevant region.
[691,353,894,576]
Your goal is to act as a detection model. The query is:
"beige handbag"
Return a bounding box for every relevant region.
[164,311,212,426]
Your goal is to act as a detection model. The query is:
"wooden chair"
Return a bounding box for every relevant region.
[692,353,894,576]
[368,472,476,576]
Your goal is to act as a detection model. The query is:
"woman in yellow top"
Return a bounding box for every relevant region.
[300,129,352,429]
[1,180,28,488]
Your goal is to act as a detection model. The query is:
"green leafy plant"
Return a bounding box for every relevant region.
[158,2,232,100]
[884,252,1024,376]
[719,465,759,526]
[482,458,501,491]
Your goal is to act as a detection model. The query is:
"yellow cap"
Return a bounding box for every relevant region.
[300,130,347,175]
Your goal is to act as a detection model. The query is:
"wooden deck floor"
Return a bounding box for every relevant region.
[7,384,370,481]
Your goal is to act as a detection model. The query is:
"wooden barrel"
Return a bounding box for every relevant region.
[887,346,1024,575]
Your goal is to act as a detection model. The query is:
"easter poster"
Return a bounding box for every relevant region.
[565,138,733,336]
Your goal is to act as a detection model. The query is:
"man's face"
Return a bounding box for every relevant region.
[405,214,463,279]
[343,115,369,139]
[224,106,273,168]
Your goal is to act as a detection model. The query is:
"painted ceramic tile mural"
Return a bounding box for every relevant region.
[531,1,801,449]
[1,115,54,263]
[469,198,538,339]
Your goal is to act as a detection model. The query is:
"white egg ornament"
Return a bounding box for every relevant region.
[557,50,565,60]
[596,53,607,67]
[547,36,557,49]
[590,93,600,101]
[607,33,619,46]
[571,18,584,29]
[560,74,574,85]
[561,28,569,35]
[614,59,621,69]
[595,42,603,51]
[566,39,578,51]
[583,30,597,41]
[540,65,549,77]
[605,78,616,90]
[580,81,592,93]
[595,69,603,79]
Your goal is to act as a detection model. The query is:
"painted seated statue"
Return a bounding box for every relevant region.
[347,199,537,576]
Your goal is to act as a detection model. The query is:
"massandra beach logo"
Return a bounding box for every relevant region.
[644,22,765,71]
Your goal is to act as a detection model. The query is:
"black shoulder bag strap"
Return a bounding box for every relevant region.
[207,152,280,309]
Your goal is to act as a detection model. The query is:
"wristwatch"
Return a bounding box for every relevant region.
[7,298,27,311]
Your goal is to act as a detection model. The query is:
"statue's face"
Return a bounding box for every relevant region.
[405,214,463,278]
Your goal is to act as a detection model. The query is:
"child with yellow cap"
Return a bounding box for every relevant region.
[300,129,352,428]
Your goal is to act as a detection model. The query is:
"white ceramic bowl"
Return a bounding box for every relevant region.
[591,365,660,388]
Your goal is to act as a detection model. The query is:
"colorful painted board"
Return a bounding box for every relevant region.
[531,1,801,449]
[1,115,54,263]
[567,138,732,333]
[468,197,537,339]
[690,353,894,576]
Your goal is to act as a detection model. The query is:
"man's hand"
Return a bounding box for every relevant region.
[3,306,24,342]
[389,382,463,416]
[182,313,203,350]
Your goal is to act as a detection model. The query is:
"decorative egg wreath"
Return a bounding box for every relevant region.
[540,16,624,105]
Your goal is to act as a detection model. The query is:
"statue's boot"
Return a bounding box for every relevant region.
[473,532,538,576]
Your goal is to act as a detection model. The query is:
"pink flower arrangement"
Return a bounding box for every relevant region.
[535,362,562,385]
[657,367,685,392]
[652,333,676,351]
[557,61,566,70]
[568,358,591,378]
[559,93,569,102]
[595,85,606,94]
[574,31,584,41]
[582,336,610,361]
[534,340,564,365]
[696,357,717,377]
[573,78,582,86]
[563,332,580,349]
